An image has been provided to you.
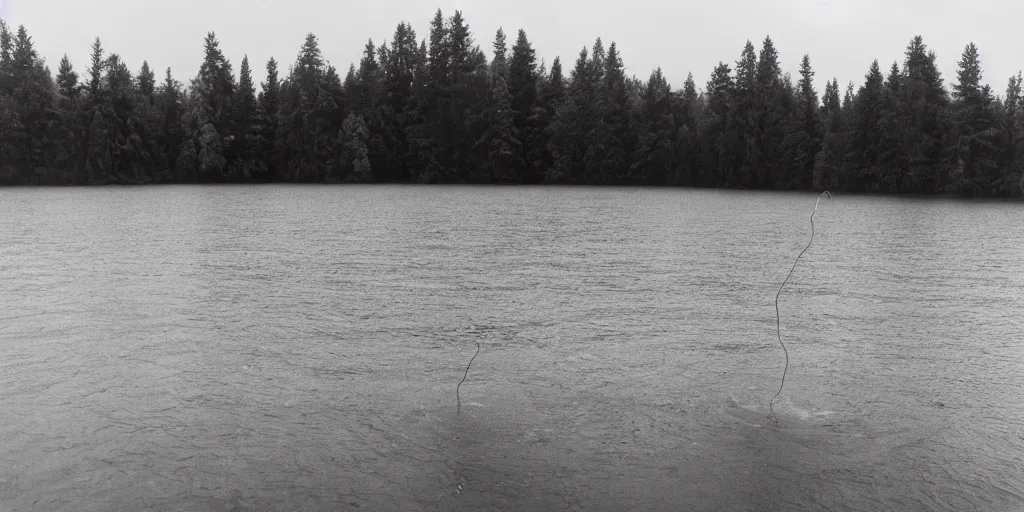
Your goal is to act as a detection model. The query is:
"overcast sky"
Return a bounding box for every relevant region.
[1,0,1019,96]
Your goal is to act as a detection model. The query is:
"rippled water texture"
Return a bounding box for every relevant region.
[1,185,1022,511]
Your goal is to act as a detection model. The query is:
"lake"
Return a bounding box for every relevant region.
[0,185,1021,511]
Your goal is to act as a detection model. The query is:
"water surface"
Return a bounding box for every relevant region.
[1,185,1022,511]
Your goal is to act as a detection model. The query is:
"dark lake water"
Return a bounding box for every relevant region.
[0,185,1022,511]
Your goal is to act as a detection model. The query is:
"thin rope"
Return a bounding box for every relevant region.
[770,191,830,415]
[457,342,481,415]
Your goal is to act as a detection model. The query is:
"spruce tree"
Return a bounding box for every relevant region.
[56,55,80,101]
[731,41,757,187]
[137,61,156,99]
[7,25,59,181]
[228,55,263,180]
[951,42,999,196]
[898,35,948,192]
[508,29,539,182]
[185,32,235,181]
[0,20,11,69]
[277,33,327,181]
[704,61,739,187]
[156,68,183,179]
[490,28,507,80]
[53,55,82,179]
[530,56,562,181]
[674,71,702,186]
[548,46,593,184]
[378,21,419,182]
[792,54,820,189]
[754,35,786,188]
[813,78,842,190]
[258,57,280,177]
[631,67,674,185]
[850,59,885,191]
[875,62,906,191]
[594,41,631,184]
[1000,72,1023,195]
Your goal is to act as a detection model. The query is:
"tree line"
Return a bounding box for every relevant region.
[0,11,1021,197]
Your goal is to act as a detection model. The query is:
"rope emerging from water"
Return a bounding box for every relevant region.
[457,342,481,415]
[770,191,831,415]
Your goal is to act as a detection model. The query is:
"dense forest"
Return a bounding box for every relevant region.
[0,11,1021,197]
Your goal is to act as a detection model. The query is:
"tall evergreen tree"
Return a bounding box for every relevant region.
[999,72,1023,195]
[703,61,739,187]
[0,20,11,68]
[377,21,420,182]
[753,35,787,188]
[674,71,702,186]
[850,59,885,191]
[228,55,264,180]
[137,61,156,99]
[951,42,1000,196]
[257,57,280,177]
[181,32,235,181]
[530,56,563,180]
[813,78,843,189]
[156,67,183,179]
[508,29,539,182]
[490,28,508,80]
[548,46,595,183]
[277,33,328,181]
[631,67,675,185]
[789,54,820,189]
[898,35,948,192]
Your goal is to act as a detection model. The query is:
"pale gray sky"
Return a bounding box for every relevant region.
[2,0,1019,96]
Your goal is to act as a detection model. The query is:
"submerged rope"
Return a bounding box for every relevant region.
[457,342,481,415]
[770,191,831,415]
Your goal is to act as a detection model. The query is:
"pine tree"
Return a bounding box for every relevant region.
[102,53,150,183]
[674,71,702,186]
[875,62,906,191]
[0,19,11,69]
[591,41,631,184]
[137,61,156,99]
[184,32,235,181]
[490,28,507,80]
[56,55,79,101]
[792,54,820,189]
[443,10,486,182]
[409,8,450,183]
[52,55,82,179]
[999,72,1023,195]
[228,55,264,180]
[508,29,539,182]
[81,37,111,183]
[548,46,594,184]
[258,57,280,177]
[951,42,1000,196]
[351,39,378,116]
[898,35,948,193]
[156,67,183,179]
[813,78,842,189]
[277,33,327,181]
[6,25,60,182]
[631,67,675,185]
[753,35,787,188]
[377,21,419,182]
[850,59,885,191]
[703,61,739,187]
[530,56,563,181]
[86,37,104,103]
